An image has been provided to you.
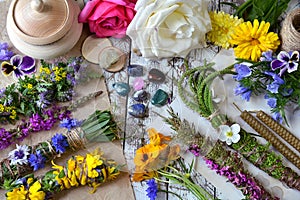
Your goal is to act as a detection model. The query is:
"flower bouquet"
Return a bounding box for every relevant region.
[0,109,119,187]
[5,148,121,200]
[132,128,213,200]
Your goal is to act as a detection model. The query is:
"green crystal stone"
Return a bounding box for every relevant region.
[151,89,168,106]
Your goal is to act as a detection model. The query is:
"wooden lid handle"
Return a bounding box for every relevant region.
[31,0,44,12]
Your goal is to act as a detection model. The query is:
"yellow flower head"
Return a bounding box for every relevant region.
[28,181,46,200]
[148,128,171,146]
[207,11,244,49]
[6,185,27,200]
[133,144,161,170]
[86,153,103,178]
[229,19,280,61]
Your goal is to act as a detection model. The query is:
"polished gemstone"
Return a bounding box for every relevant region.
[128,103,148,118]
[112,82,130,96]
[133,90,149,102]
[148,68,165,83]
[133,77,144,91]
[151,89,168,106]
[127,64,143,77]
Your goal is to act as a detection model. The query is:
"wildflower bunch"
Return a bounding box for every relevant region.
[233,50,300,124]
[0,57,86,124]
[132,128,212,200]
[163,109,281,199]
[0,109,119,187]
[5,149,121,199]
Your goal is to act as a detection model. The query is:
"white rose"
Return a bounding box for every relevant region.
[126,0,211,59]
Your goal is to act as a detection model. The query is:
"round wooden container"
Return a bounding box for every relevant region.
[6,0,83,59]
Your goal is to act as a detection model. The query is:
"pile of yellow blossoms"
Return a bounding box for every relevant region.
[207,12,280,61]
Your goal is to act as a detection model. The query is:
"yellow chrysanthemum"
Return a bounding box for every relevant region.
[207,11,243,49]
[229,19,280,61]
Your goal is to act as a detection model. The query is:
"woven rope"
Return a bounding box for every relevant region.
[280,8,300,51]
[66,127,87,150]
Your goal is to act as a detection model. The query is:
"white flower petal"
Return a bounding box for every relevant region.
[219,132,227,141]
[219,125,231,134]
[226,138,233,145]
[231,133,241,143]
[231,124,240,134]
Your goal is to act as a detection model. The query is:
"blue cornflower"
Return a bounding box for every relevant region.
[234,84,252,101]
[60,118,81,131]
[146,179,158,200]
[28,150,46,171]
[51,133,69,153]
[233,64,252,81]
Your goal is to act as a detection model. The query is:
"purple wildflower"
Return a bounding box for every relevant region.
[188,144,201,157]
[146,179,158,200]
[1,55,36,78]
[260,51,274,62]
[233,64,252,81]
[0,42,14,61]
[36,92,51,109]
[51,133,69,154]
[0,128,13,150]
[28,150,46,171]
[264,71,285,94]
[29,113,44,132]
[8,144,30,165]
[234,84,252,101]
[205,159,219,170]
[271,51,299,76]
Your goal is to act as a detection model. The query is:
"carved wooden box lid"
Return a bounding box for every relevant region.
[6,0,82,59]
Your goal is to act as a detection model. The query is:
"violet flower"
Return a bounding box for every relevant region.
[233,64,252,81]
[188,144,201,157]
[260,50,274,62]
[1,55,36,78]
[264,96,277,108]
[59,118,81,131]
[0,128,13,150]
[264,71,285,94]
[0,42,14,61]
[234,84,252,101]
[273,112,283,124]
[271,51,299,76]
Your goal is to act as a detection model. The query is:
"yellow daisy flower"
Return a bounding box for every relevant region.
[229,19,280,61]
[28,181,46,200]
[207,11,243,49]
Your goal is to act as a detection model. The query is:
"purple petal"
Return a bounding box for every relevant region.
[287,62,298,73]
[271,59,286,70]
[14,68,23,78]
[19,56,35,73]
[277,51,290,62]
[10,55,22,67]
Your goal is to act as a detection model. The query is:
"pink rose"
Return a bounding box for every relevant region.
[79,0,136,38]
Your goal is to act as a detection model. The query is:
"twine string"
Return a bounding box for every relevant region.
[281,8,300,51]
[66,127,87,150]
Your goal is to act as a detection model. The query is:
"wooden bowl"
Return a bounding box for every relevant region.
[6,0,82,59]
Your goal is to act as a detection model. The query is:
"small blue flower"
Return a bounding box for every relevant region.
[260,50,274,61]
[233,64,252,81]
[8,144,30,165]
[265,96,277,108]
[266,82,281,94]
[28,150,46,171]
[0,42,14,61]
[273,112,283,124]
[234,84,252,101]
[51,133,69,154]
[146,179,158,200]
[282,88,293,97]
[60,118,81,131]
[265,71,285,94]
